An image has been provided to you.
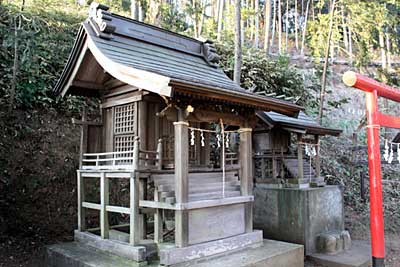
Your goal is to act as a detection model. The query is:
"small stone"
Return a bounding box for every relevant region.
[341,230,352,250]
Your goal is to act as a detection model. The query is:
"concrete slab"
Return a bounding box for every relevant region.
[45,242,147,267]
[309,240,372,267]
[174,239,304,267]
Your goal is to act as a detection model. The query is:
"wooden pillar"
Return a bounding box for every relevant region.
[239,126,253,233]
[77,170,85,231]
[138,101,148,240]
[78,108,88,168]
[154,187,163,243]
[200,123,211,167]
[271,148,277,179]
[297,133,304,179]
[130,137,140,245]
[315,135,321,178]
[174,119,189,248]
[100,172,109,239]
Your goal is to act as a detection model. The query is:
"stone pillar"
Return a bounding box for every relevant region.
[174,120,189,247]
[239,127,253,232]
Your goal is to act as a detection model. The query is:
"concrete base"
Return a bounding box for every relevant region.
[175,239,304,267]
[309,240,372,267]
[46,242,147,267]
[74,230,157,262]
[254,184,345,255]
[46,239,304,267]
[160,230,263,266]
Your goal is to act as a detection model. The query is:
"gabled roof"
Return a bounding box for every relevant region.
[54,3,302,116]
[257,111,342,136]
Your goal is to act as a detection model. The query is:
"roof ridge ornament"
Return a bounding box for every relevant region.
[202,40,220,68]
[88,2,116,40]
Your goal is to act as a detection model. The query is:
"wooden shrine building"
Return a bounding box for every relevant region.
[253,111,342,188]
[53,3,304,265]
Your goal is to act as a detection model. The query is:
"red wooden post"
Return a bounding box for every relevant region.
[343,71,391,267]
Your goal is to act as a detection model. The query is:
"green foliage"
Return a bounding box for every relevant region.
[217,44,318,107]
[0,3,86,108]
[159,4,188,33]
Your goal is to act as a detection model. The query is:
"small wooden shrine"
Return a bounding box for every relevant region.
[253,111,342,188]
[53,3,303,265]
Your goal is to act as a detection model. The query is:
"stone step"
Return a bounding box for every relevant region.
[171,239,304,267]
[46,242,146,267]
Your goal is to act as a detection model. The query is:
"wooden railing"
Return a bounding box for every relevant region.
[77,137,162,246]
[81,138,163,171]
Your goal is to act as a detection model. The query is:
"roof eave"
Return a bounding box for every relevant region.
[172,82,303,116]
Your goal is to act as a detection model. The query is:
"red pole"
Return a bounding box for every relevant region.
[343,71,386,267]
[365,91,385,267]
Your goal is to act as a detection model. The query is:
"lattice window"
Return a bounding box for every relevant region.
[114,104,135,134]
[113,103,136,162]
[114,135,135,152]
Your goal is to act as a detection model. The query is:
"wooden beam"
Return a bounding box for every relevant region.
[315,135,321,178]
[174,119,189,247]
[61,41,89,97]
[130,139,140,245]
[188,109,249,126]
[77,171,86,231]
[297,133,304,179]
[100,172,110,239]
[72,80,104,90]
[154,188,163,243]
[78,108,88,169]
[239,126,253,233]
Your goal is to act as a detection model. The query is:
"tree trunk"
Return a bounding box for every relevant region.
[341,5,348,52]
[379,30,387,70]
[277,0,282,54]
[131,0,138,19]
[138,0,144,22]
[348,17,353,64]
[198,0,206,37]
[10,16,20,112]
[264,0,272,52]
[217,0,224,41]
[300,0,310,56]
[285,0,288,53]
[269,0,276,54]
[234,0,242,84]
[294,0,299,50]
[254,0,259,48]
[318,0,336,124]
[386,32,391,69]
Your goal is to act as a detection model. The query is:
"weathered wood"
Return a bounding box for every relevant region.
[106,205,130,214]
[77,171,86,231]
[100,94,142,108]
[174,120,189,247]
[157,138,163,170]
[154,188,163,243]
[61,41,89,97]
[297,133,304,179]
[130,138,140,245]
[315,135,321,178]
[139,178,147,239]
[188,109,247,126]
[239,126,253,233]
[100,172,110,239]
[78,108,88,168]
[82,201,101,210]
